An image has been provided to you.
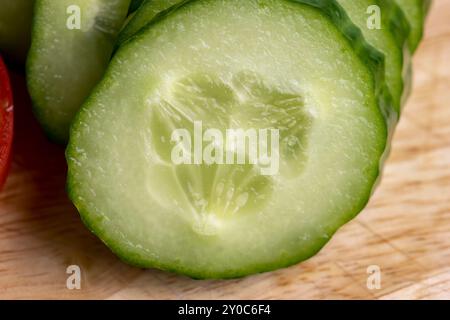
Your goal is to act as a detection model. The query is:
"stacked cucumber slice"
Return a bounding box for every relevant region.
[0,0,431,278]
[26,0,131,143]
[395,0,432,52]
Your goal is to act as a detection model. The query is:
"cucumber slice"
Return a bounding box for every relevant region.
[119,0,410,113]
[27,0,131,143]
[0,0,35,64]
[67,0,390,278]
[117,0,181,46]
[395,0,431,52]
[337,0,410,112]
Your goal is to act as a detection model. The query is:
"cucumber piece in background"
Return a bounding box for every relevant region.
[0,0,35,65]
[337,0,411,113]
[67,0,392,279]
[27,0,131,143]
[117,0,181,46]
[395,0,432,52]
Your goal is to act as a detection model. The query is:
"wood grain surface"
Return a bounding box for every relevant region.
[0,1,449,300]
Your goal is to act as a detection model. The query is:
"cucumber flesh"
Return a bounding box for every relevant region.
[395,0,430,52]
[68,0,389,278]
[119,0,410,114]
[27,0,131,143]
[337,0,410,113]
[0,0,35,64]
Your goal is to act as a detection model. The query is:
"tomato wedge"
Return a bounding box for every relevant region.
[0,57,14,189]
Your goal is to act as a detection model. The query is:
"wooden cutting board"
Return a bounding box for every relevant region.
[0,1,449,300]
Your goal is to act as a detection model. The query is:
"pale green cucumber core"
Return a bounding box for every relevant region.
[147,71,312,229]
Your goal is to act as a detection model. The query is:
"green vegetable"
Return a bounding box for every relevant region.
[117,0,181,46]
[67,0,392,279]
[27,0,131,143]
[395,0,431,52]
[120,0,410,115]
[128,0,144,13]
[337,0,411,112]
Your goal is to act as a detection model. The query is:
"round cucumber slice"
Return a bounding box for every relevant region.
[0,0,35,64]
[27,0,131,143]
[67,0,389,278]
[395,0,431,52]
[337,0,411,113]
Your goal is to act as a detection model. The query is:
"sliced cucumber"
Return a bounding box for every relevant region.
[27,0,131,143]
[337,0,411,113]
[68,0,391,278]
[122,0,409,115]
[117,0,181,46]
[395,0,431,52]
[0,0,35,64]
[128,0,144,13]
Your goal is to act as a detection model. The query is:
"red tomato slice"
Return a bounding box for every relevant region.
[0,56,14,189]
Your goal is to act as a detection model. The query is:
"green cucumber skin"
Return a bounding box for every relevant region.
[128,0,144,13]
[337,0,411,114]
[284,0,396,130]
[377,0,412,108]
[395,0,431,52]
[27,0,131,144]
[0,0,35,65]
[67,0,391,279]
[117,0,182,47]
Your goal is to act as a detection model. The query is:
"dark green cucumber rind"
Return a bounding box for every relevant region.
[289,0,396,126]
[382,0,411,51]
[67,0,391,279]
[117,0,182,48]
[396,0,429,52]
[294,0,394,206]
[411,0,429,52]
[380,0,412,109]
[401,0,430,101]
[128,0,144,14]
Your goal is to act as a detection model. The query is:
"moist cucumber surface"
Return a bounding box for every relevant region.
[27,0,131,143]
[68,0,390,278]
[121,0,409,115]
[337,0,410,113]
[395,0,430,52]
[0,0,35,64]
